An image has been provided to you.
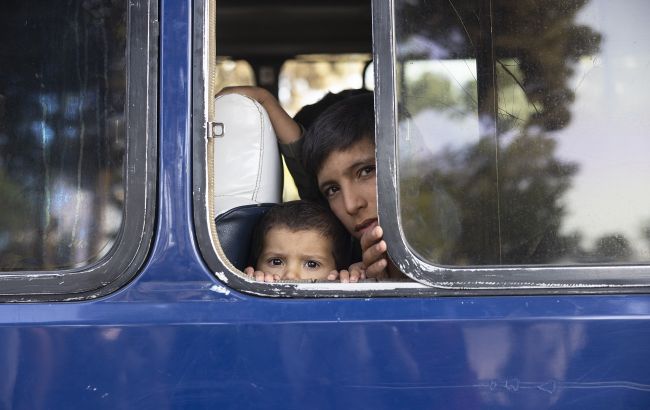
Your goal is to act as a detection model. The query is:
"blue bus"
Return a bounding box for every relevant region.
[1,0,650,408]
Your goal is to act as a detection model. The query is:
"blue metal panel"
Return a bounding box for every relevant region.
[2,295,650,408]
[1,1,650,409]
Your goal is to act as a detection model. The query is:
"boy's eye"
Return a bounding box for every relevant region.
[359,165,375,178]
[323,185,339,198]
[269,258,283,266]
[305,260,320,269]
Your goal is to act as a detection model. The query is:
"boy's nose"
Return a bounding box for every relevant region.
[343,189,365,215]
[282,263,300,280]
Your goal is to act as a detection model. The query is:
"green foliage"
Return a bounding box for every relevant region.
[0,170,30,231]
[401,132,580,265]
[397,0,602,132]
[395,0,609,265]
[404,73,454,115]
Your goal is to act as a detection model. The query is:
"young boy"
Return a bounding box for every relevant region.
[219,87,400,281]
[244,200,350,282]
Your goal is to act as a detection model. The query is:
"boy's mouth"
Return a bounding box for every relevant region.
[355,218,378,236]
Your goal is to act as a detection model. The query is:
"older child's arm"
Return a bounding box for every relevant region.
[217,86,323,201]
[217,86,301,145]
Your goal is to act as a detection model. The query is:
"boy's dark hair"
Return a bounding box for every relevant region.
[294,88,371,131]
[249,200,351,270]
[302,92,375,177]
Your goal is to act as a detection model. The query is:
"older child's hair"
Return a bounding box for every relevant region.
[301,93,375,177]
[249,200,350,269]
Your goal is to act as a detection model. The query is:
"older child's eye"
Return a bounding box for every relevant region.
[359,165,375,178]
[305,260,320,269]
[323,185,339,198]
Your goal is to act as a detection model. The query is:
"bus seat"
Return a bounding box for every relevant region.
[213,93,282,216]
[215,203,273,270]
[213,93,282,270]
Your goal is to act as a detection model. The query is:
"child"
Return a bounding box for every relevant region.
[244,200,351,282]
[219,87,402,281]
[302,93,404,280]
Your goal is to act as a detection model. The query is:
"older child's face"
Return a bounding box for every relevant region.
[316,138,377,240]
[256,228,336,280]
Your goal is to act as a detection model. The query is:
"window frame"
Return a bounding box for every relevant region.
[373,0,650,292]
[195,0,650,298]
[193,0,433,298]
[0,0,158,302]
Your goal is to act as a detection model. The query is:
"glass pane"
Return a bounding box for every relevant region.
[0,1,127,271]
[395,0,650,266]
[214,58,256,91]
[279,54,371,116]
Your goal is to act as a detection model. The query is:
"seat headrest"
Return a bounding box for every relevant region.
[213,93,283,216]
[215,203,274,270]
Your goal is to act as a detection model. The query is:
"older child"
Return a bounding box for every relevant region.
[302,94,403,280]
[244,200,352,282]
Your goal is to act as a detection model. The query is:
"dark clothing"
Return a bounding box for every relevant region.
[279,138,323,203]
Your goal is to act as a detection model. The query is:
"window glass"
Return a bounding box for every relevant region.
[0,1,126,271]
[395,0,650,266]
[279,54,371,116]
[214,58,256,91]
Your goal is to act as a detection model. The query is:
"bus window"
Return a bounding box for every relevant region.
[195,0,428,295]
[279,54,371,116]
[376,0,650,289]
[0,0,156,300]
[214,58,256,91]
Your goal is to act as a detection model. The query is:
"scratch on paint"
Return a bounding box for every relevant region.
[347,379,650,393]
[214,271,229,283]
[209,284,231,295]
[86,384,110,399]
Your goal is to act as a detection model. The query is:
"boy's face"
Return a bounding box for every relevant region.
[256,227,337,280]
[316,138,377,240]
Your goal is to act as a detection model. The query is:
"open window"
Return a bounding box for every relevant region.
[193,0,430,296]
[375,0,650,290]
[194,0,650,296]
[0,0,157,301]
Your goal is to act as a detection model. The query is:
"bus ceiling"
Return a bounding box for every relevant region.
[215,0,373,59]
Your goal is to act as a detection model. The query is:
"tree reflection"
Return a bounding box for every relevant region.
[0,1,126,270]
[594,234,632,262]
[396,0,605,265]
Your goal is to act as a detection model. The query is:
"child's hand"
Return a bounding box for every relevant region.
[326,263,366,283]
[243,266,280,282]
[360,225,389,279]
[338,262,366,283]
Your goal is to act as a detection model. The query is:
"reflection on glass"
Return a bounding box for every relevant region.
[395,0,650,266]
[0,1,126,271]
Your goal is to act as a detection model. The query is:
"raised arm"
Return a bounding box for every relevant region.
[218,86,322,201]
[217,86,301,145]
